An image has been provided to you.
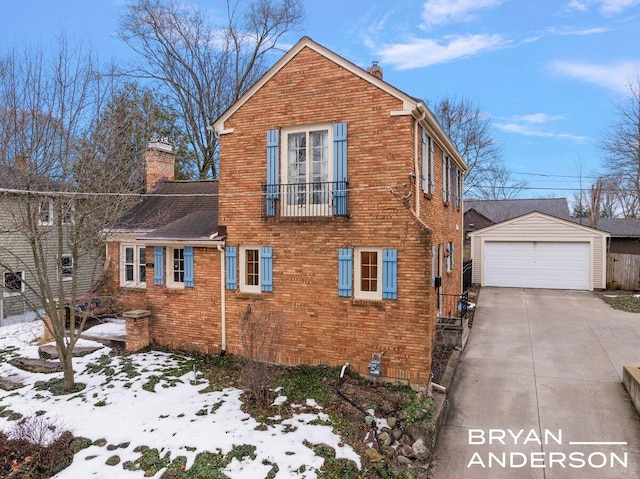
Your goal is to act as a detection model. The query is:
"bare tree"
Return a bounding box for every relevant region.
[119,0,304,179]
[430,95,525,199]
[0,38,142,391]
[601,73,640,217]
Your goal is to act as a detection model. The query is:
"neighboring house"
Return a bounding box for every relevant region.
[469,212,609,291]
[0,165,95,325]
[596,218,640,290]
[105,37,467,387]
[463,198,573,257]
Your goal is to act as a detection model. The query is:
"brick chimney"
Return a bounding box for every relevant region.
[367,61,383,80]
[145,138,175,192]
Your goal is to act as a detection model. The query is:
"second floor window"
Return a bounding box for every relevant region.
[284,126,332,213]
[38,199,53,226]
[266,123,347,218]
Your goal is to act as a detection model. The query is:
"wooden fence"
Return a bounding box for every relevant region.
[607,253,640,290]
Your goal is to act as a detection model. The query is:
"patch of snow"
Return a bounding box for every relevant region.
[272,395,287,406]
[306,398,322,409]
[82,321,125,338]
[0,325,361,478]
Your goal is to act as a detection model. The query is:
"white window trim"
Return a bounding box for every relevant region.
[166,247,185,289]
[446,241,454,273]
[62,201,75,225]
[38,198,53,226]
[60,254,73,282]
[3,271,25,297]
[280,124,334,216]
[121,245,146,288]
[239,245,261,294]
[354,247,383,301]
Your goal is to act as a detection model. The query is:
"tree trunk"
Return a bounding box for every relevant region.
[56,343,76,392]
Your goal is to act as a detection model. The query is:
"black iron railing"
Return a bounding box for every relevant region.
[263,180,348,218]
[462,259,472,292]
[438,290,469,324]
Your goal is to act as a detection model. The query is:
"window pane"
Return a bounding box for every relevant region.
[125,265,134,282]
[139,247,146,283]
[360,251,378,292]
[39,200,51,224]
[173,248,184,283]
[62,255,73,279]
[125,247,134,264]
[246,249,259,286]
[4,272,23,294]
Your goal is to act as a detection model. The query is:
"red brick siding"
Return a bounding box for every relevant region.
[217,47,463,386]
[103,46,464,388]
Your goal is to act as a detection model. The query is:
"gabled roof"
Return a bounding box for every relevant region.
[212,36,466,171]
[112,180,223,242]
[468,211,610,237]
[593,217,640,238]
[464,198,572,223]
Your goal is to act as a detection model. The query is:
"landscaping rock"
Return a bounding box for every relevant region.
[392,428,403,441]
[405,424,428,444]
[386,416,397,429]
[39,344,102,360]
[0,377,24,391]
[10,357,62,373]
[397,455,412,465]
[378,431,392,447]
[412,439,429,461]
[398,444,415,459]
[365,447,383,463]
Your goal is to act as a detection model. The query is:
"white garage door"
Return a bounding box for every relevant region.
[483,241,590,290]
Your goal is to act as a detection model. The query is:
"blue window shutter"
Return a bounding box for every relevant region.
[382,249,398,300]
[442,154,446,201]
[333,122,348,216]
[154,246,164,286]
[431,245,436,286]
[225,246,237,290]
[184,246,194,287]
[421,127,427,191]
[451,243,455,268]
[266,130,279,217]
[338,248,352,297]
[261,246,273,292]
[447,157,452,201]
[429,137,435,194]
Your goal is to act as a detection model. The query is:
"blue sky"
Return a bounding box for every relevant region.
[1,0,639,199]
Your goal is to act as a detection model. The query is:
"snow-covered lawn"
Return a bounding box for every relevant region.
[0,321,360,478]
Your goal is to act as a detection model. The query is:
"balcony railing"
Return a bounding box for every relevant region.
[264,180,348,218]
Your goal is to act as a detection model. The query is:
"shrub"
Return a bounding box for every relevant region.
[239,303,285,408]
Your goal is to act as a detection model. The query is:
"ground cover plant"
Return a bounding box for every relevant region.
[601,292,640,313]
[0,321,435,478]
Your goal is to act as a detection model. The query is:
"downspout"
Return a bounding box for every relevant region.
[414,109,426,217]
[217,244,226,354]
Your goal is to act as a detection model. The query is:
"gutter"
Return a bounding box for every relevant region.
[217,244,226,354]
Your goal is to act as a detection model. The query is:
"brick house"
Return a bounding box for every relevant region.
[106,37,466,388]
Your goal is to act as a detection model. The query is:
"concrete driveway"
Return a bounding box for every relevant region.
[431,288,640,479]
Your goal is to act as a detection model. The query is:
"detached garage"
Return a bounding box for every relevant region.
[469,212,610,291]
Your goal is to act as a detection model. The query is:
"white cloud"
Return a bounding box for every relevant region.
[514,113,568,124]
[553,26,611,35]
[551,60,639,92]
[420,0,507,27]
[495,114,589,141]
[375,34,505,70]
[566,0,640,14]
